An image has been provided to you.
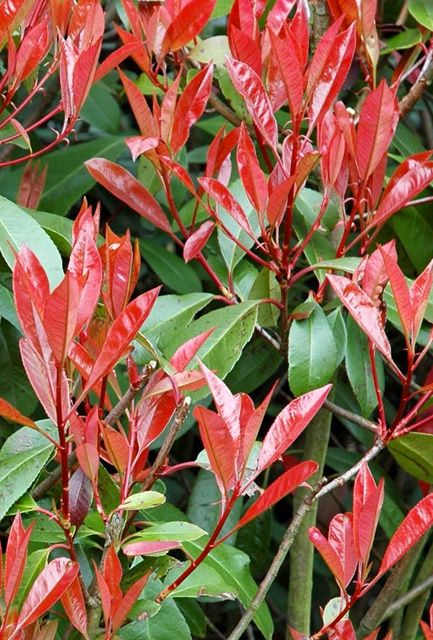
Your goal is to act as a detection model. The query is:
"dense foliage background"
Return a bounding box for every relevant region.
[3,1,433,639]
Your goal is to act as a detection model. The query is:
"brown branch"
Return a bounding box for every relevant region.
[399,47,433,118]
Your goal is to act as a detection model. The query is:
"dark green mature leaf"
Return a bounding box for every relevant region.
[288,297,337,396]
[39,137,125,214]
[0,196,63,287]
[0,322,37,414]
[409,0,433,29]
[165,302,258,386]
[81,82,121,133]
[345,316,384,418]
[176,600,206,638]
[392,207,433,272]
[380,29,422,55]
[141,240,202,294]
[0,285,19,330]
[293,189,337,274]
[225,337,283,394]
[389,433,433,483]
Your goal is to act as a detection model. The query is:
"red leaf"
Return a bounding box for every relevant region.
[353,465,384,564]
[69,468,93,528]
[170,329,215,371]
[356,80,398,180]
[101,425,129,472]
[103,546,123,611]
[309,527,346,588]
[60,576,87,637]
[103,229,139,319]
[379,493,433,576]
[76,443,99,481]
[257,385,331,473]
[17,162,47,210]
[228,24,261,77]
[81,288,160,395]
[95,41,145,83]
[125,136,159,162]
[268,28,303,119]
[159,156,197,196]
[328,513,357,587]
[73,38,102,113]
[170,64,213,155]
[359,239,397,302]
[118,69,157,137]
[112,572,150,631]
[226,57,278,149]
[5,514,33,608]
[411,260,433,341]
[327,274,392,360]
[85,159,172,233]
[15,21,50,85]
[379,248,412,341]
[237,123,268,214]
[238,461,318,529]
[372,153,433,228]
[421,621,433,640]
[0,398,37,430]
[17,559,78,630]
[306,19,355,130]
[123,540,181,556]
[183,221,215,262]
[194,405,238,496]
[199,176,254,237]
[94,567,112,627]
[266,0,297,32]
[162,0,216,52]
[44,273,80,365]
[239,385,275,474]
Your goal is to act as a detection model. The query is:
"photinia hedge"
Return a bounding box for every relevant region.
[2,0,433,639]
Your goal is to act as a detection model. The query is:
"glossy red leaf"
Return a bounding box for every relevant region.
[268,28,303,119]
[15,21,50,85]
[112,573,150,631]
[0,0,33,43]
[170,64,213,155]
[73,39,102,113]
[95,41,145,83]
[194,405,238,496]
[328,513,357,587]
[372,154,433,228]
[411,260,433,341]
[76,442,99,481]
[68,224,103,330]
[199,361,241,442]
[306,20,356,130]
[421,621,433,640]
[101,425,129,472]
[379,248,412,341]
[379,493,433,576]
[17,559,79,630]
[103,230,139,319]
[327,274,392,360]
[257,385,331,473]
[162,0,216,52]
[160,71,182,144]
[0,398,37,430]
[44,273,80,365]
[353,465,384,564]
[125,136,159,162]
[81,287,160,395]
[60,576,87,637]
[94,566,112,628]
[237,461,318,529]
[239,385,275,475]
[5,514,33,608]
[356,80,398,180]
[170,329,215,371]
[183,221,215,262]
[237,123,268,214]
[309,527,345,588]
[118,69,157,137]
[199,176,254,237]
[228,24,261,77]
[69,468,93,528]
[205,127,240,179]
[226,57,278,149]
[123,541,181,556]
[103,546,123,611]
[17,162,47,210]
[267,174,295,227]
[359,240,396,303]
[85,159,172,233]
[266,0,296,32]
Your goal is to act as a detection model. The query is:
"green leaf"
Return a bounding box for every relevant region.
[392,207,433,272]
[0,421,56,457]
[176,600,206,638]
[128,522,206,543]
[0,284,19,330]
[392,122,425,157]
[80,82,121,133]
[15,549,50,608]
[225,336,283,394]
[39,136,125,215]
[380,29,422,55]
[0,322,38,414]
[328,309,347,367]
[288,296,337,396]
[140,293,212,350]
[24,209,73,256]
[0,196,63,287]
[311,257,361,273]
[141,239,202,294]
[189,36,231,65]
[165,302,258,387]
[163,561,237,599]
[211,0,234,18]
[119,579,192,640]
[187,469,242,543]
[6,492,37,516]
[120,491,166,511]
[409,0,433,29]
[345,316,384,418]
[183,539,273,639]
[293,190,337,275]
[249,268,281,327]
[388,432,433,483]
[0,436,54,522]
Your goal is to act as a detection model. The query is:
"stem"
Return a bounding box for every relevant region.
[368,342,386,433]
[227,439,384,640]
[399,45,433,118]
[286,402,334,638]
[399,535,433,639]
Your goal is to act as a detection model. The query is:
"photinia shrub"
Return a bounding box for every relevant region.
[2,0,433,639]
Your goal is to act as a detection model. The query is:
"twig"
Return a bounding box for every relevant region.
[399,47,433,118]
[382,573,433,624]
[322,399,378,432]
[226,439,384,640]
